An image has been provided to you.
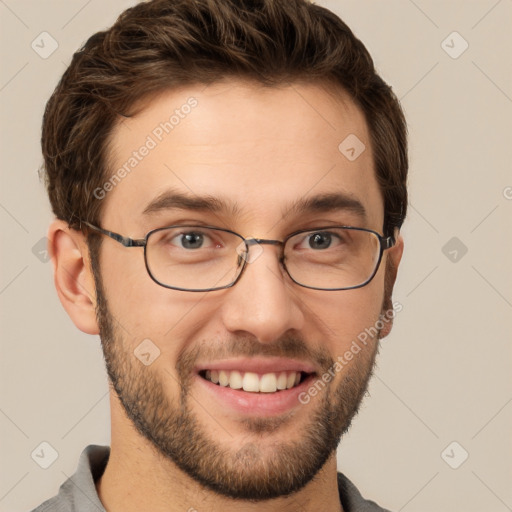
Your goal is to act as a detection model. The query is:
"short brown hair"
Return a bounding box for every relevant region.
[41,0,407,237]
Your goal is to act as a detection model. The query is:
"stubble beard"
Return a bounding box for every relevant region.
[90,249,383,501]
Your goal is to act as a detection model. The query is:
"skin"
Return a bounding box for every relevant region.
[48,79,404,512]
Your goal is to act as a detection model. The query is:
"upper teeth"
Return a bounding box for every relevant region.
[204,370,302,393]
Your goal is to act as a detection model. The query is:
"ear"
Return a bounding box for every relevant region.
[379,231,404,339]
[48,219,99,335]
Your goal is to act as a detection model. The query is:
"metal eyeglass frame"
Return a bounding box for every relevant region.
[81,220,396,292]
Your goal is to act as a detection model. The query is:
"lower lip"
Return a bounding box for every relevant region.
[194,373,316,417]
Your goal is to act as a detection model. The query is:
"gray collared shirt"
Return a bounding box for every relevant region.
[30,445,391,512]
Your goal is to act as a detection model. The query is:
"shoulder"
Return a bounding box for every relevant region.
[28,445,109,512]
[337,472,393,512]
[29,495,68,512]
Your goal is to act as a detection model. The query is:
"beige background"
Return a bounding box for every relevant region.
[1,1,511,511]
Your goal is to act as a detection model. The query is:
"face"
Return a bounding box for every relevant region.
[91,80,400,500]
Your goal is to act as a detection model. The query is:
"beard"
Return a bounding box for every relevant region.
[90,245,383,501]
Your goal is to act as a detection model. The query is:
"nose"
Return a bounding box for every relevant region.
[219,241,304,344]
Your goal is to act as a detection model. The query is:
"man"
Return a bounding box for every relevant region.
[32,0,407,510]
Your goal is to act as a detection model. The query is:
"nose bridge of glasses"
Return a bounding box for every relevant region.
[245,238,282,248]
[246,238,284,259]
[237,237,283,265]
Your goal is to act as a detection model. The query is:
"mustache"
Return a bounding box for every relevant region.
[175,333,334,377]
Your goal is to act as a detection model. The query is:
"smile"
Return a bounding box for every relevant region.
[199,369,311,393]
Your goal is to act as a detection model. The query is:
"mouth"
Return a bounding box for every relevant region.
[198,369,312,393]
[193,358,319,416]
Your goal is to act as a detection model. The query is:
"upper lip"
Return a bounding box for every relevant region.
[195,357,318,375]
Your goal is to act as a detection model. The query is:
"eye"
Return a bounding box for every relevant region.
[168,230,218,250]
[298,231,344,250]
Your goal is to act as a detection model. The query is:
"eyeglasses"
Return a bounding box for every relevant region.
[81,221,395,292]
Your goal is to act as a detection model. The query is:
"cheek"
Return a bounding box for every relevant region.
[99,247,149,328]
[302,270,385,352]
[100,251,216,353]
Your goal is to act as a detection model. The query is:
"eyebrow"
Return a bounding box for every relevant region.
[142,188,366,221]
[142,188,242,217]
[284,192,366,221]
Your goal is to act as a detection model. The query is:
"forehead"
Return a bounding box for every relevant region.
[102,79,384,233]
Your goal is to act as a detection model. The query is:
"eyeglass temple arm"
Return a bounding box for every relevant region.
[80,221,145,247]
[382,235,396,250]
